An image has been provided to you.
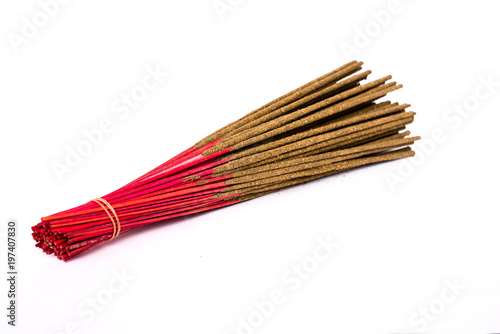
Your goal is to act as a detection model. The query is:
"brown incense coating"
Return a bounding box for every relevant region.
[229,165,359,201]
[226,102,410,162]
[384,130,411,140]
[199,62,363,146]
[323,126,407,153]
[215,128,408,178]
[245,147,414,191]
[214,112,414,173]
[333,100,391,122]
[205,76,394,156]
[214,129,412,194]
[203,76,396,156]
[227,102,392,161]
[227,136,420,181]
[196,63,417,202]
[320,100,391,126]
[194,61,362,148]
[217,148,415,197]
[222,81,402,154]
[226,139,418,188]
[217,126,406,176]
[284,121,411,159]
[223,70,372,139]
[223,102,385,162]
[314,122,410,152]
[218,170,344,199]
[228,144,412,187]
[223,125,409,175]
[234,80,398,143]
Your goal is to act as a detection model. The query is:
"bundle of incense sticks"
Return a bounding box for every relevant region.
[32,60,419,261]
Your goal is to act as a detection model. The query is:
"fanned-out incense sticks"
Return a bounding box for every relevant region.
[32,60,420,261]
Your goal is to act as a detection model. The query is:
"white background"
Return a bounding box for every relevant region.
[1,0,499,333]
